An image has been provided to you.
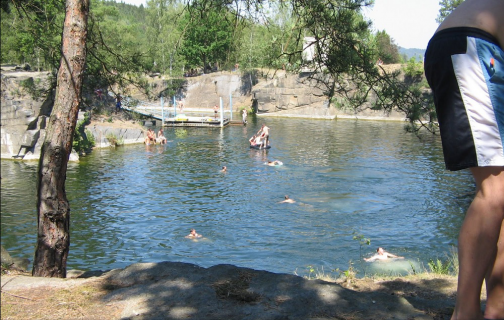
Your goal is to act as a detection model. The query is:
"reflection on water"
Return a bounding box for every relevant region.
[1,118,474,275]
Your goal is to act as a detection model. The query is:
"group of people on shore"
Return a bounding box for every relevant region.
[144,128,167,145]
[249,124,270,148]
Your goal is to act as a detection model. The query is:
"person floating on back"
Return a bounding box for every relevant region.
[364,247,403,262]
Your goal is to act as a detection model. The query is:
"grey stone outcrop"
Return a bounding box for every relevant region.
[1,245,30,271]
[2,67,409,161]
[1,68,55,161]
[87,123,145,148]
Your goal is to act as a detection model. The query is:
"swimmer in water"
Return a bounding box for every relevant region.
[266,160,282,166]
[221,166,227,172]
[279,195,295,203]
[185,228,202,238]
[364,247,403,262]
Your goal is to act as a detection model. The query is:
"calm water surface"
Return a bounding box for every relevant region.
[1,118,474,276]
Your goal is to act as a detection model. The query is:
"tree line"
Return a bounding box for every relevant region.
[1,0,402,95]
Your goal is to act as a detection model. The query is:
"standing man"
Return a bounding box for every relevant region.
[213,105,218,119]
[257,124,270,148]
[242,108,248,125]
[115,94,122,113]
[424,1,504,319]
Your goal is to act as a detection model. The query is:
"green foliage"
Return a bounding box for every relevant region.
[334,261,357,284]
[409,261,418,275]
[305,265,316,279]
[20,77,47,100]
[352,232,371,247]
[436,0,465,23]
[375,30,400,64]
[428,258,452,275]
[158,78,186,98]
[448,246,459,275]
[352,230,371,259]
[105,132,123,147]
[179,2,236,72]
[85,0,151,96]
[145,0,185,75]
[1,0,65,71]
[2,0,439,136]
[73,112,95,154]
[403,57,424,80]
[280,0,437,134]
[299,265,338,282]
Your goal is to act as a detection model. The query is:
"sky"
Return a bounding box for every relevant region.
[121,0,440,49]
[362,0,441,49]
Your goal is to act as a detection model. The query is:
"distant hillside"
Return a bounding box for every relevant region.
[399,47,425,62]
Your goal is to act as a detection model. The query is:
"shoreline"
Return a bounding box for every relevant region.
[1,260,461,320]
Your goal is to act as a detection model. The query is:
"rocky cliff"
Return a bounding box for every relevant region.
[1,67,54,160]
[1,66,408,161]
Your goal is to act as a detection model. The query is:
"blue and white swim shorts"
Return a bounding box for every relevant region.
[424,27,504,171]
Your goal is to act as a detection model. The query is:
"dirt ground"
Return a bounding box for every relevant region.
[1,267,466,320]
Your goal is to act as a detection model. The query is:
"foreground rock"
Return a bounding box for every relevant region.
[1,261,457,320]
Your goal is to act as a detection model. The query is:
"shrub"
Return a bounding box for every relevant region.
[105,132,123,147]
[20,77,46,100]
[403,57,424,81]
[428,258,451,275]
[73,112,95,154]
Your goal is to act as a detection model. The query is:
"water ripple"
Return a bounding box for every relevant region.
[1,119,473,275]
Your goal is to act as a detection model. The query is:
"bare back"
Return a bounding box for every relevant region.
[437,0,504,48]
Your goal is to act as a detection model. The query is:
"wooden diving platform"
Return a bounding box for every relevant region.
[164,114,230,127]
[123,103,231,128]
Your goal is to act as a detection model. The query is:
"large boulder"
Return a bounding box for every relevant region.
[1,245,30,272]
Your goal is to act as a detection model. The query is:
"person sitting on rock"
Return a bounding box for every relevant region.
[147,129,156,144]
[157,129,167,145]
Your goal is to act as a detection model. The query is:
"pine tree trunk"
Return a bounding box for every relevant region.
[32,0,89,278]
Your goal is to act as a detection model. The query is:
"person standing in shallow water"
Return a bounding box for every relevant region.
[424,1,504,319]
[242,109,247,124]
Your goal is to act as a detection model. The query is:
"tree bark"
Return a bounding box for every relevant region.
[32,0,89,278]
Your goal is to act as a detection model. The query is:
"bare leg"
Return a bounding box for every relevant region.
[484,220,504,319]
[452,167,504,320]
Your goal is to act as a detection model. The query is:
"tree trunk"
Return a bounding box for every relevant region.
[32,0,89,278]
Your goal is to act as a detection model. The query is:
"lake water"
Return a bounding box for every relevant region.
[1,117,474,277]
